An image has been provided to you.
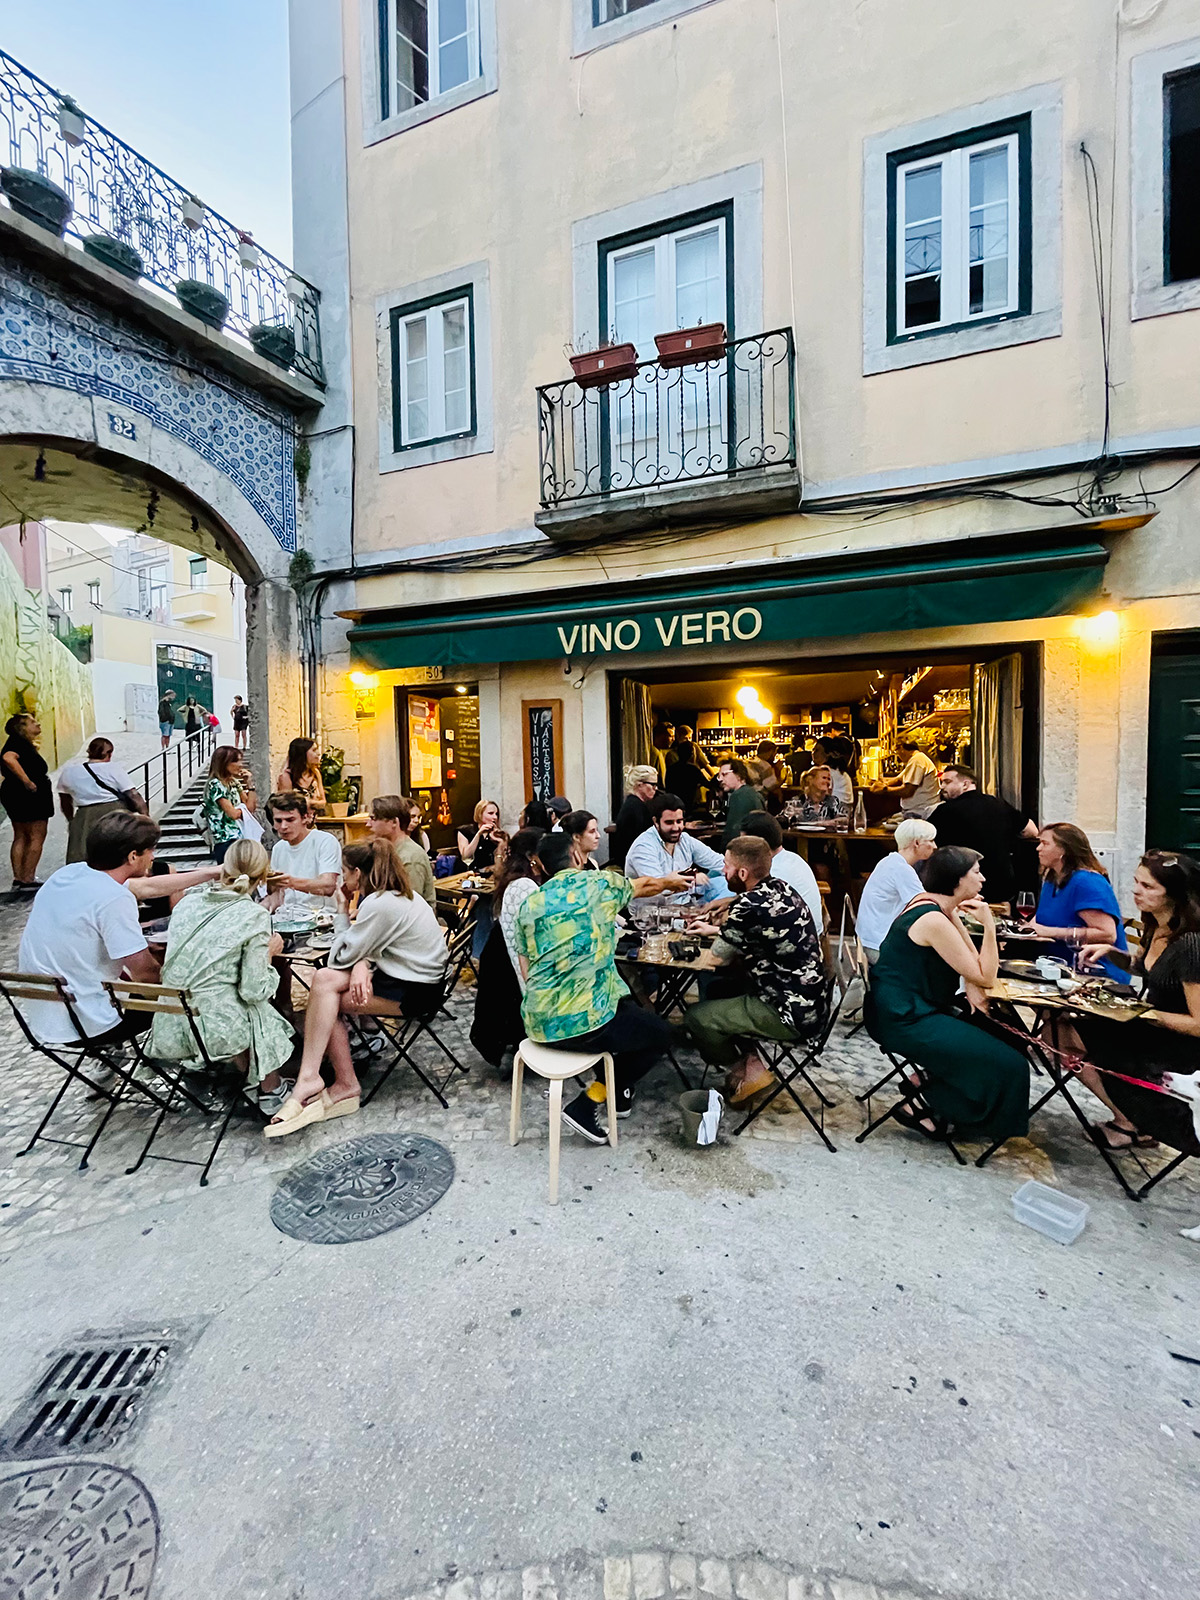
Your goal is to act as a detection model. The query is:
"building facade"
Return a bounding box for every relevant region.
[290,0,1200,880]
[44,523,248,734]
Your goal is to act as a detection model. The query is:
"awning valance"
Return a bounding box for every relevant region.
[345,532,1112,670]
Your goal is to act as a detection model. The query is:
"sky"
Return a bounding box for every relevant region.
[0,0,294,261]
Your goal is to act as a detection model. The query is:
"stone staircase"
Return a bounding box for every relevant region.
[153,775,211,869]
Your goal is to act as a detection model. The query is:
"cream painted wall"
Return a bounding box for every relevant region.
[333,0,1200,567]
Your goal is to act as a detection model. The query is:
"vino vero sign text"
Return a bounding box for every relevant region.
[555,605,763,657]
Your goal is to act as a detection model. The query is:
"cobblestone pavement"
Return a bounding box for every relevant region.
[1,892,1197,1259]
[387,1552,932,1600]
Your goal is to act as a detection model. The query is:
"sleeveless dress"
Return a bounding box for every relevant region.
[867,903,1030,1141]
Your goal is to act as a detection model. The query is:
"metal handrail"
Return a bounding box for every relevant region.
[0,48,324,386]
[536,327,797,508]
[127,726,216,817]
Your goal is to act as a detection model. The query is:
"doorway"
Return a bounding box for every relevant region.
[157,643,214,715]
[395,682,481,852]
[1147,638,1200,853]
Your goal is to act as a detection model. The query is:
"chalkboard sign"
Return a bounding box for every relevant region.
[523,699,562,805]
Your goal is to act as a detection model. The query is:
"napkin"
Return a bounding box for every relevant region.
[697,1089,724,1146]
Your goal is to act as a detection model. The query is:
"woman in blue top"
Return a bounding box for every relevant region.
[1032,823,1127,980]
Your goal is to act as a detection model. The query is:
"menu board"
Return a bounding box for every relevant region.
[454,696,481,770]
[407,694,442,787]
[525,703,557,802]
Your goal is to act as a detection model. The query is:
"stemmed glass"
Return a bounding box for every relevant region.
[1015,891,1036,928]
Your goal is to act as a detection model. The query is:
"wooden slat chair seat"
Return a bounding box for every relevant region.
[104,980,264,1187]
[0,970,171,1170]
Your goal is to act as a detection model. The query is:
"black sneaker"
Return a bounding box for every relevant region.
[615,1085,635,1119]
[561,1091,609,1144]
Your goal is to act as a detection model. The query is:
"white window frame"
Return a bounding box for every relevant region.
[57,586,72,615]
[364,0,497,147]
[607,216,728,356]
[385,0,479,114]
[572,0,725,56]
[394,292,474,449]
[862,84,1062,375]
[87,580,101,607]
[895,134,1020,336]
[1132,38,1200,322]
[188,557,208,592]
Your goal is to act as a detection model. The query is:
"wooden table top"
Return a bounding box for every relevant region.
[437,870,495,897]
[986,975,1162,1025]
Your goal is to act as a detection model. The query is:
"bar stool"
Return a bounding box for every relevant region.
[509,1039,617,1204]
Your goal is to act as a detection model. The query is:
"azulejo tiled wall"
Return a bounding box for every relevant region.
[0,253,296,552]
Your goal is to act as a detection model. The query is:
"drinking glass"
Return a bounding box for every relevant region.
[1016,892,1036,926]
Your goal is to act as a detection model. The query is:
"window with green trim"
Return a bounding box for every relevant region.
[390,286,476,451]
[888,117,1032,342]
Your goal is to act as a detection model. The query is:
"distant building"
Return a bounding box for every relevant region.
[43,523,247,734]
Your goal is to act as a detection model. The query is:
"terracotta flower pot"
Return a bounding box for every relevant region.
[654,322,727,368]
[569,342,639,389]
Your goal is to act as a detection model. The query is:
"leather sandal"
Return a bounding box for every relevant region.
[264,1092,326,1138]
[321,1089,361,1121]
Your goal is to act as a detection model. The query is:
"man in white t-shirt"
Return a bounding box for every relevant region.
[877,738,940,818]
[738,811,825,932]
[267,793,341,909]
[18,812,162,1045]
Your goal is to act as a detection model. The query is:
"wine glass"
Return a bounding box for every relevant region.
[1015,891,1036,927]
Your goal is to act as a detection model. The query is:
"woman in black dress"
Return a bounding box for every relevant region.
[183,696,205,738]
[1073,851,1200,1155]
[1,713,55,892]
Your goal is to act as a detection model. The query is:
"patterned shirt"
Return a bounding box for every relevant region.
[203,777,243,844]
[513,868,633,1042]
[796,793,846,822]
[712,877,828,1035]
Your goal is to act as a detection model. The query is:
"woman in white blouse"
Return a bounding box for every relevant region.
[855,818,938,961]
[58,737,148,863]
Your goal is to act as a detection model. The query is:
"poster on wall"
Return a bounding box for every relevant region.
[408,695,442,787]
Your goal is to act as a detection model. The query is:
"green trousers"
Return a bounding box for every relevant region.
[682,992,797,1067]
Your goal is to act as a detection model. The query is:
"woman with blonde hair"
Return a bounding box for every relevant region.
[457,797,506,870]
[267,839,448,1136]
[148,838,295,1112]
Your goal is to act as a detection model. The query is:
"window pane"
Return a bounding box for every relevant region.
[903,163,941,328]
[442,303,469,432]
[1167,66,1200,284]
[612,246,656,347]
[395,0,430,111]
[599,0,659,18]
[968,145,1010,314]
[404,316,430,440]
[438,0,475,92]
[674,227,724,329]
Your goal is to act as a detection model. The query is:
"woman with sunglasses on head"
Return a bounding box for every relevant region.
[1070,851,1200,1153]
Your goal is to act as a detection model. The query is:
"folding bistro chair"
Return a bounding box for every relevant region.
[730,980,840,1148]
[359,921,476,1109]
[104,981,263,1187]
[0,971,172,1170]
[834,895,869,1038]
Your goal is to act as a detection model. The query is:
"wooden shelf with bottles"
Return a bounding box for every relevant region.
[897,706,971,735]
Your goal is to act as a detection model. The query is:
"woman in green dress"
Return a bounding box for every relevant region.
[867,845,1030,1142]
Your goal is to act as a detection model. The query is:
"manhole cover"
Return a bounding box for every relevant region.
[0,1462,159,1598]
[0,1338,174,1462]
[270,1132,455,1243]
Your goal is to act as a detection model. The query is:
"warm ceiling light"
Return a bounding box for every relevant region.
[349,670,378,689]
[455,684,469,694]
[735,685,760,709]
[754,705,774,726]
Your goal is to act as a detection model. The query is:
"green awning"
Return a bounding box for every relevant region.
[346,535,1110,670]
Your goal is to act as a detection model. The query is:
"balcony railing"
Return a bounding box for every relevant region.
[537,327,795,510]
[0,49,324,386]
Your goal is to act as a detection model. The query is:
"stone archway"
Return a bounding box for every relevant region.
[0,247,316,786]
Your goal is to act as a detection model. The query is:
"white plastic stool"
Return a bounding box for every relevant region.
[510,1038,617,1204]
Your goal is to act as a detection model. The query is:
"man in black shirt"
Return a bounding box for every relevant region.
[930,764,1039,906]
[609,765,659,869]
[157,689,176,750]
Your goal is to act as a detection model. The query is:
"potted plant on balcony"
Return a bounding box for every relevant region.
[568,338,639,389]
[1,167,73,236]
[180,194,206,230]
[174,278,230,330]
[654,321,727,368]
[56,95,87,147]
[82,234,143,280]
[249,320,296,370]
[237,230,262,270]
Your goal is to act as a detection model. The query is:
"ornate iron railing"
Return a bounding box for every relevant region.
[129,725,216,816]
[536,327,795,509]
[0,49,324,386]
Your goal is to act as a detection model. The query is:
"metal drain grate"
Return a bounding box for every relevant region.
[0,1336,174,1460]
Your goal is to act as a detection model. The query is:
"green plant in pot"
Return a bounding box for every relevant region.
[174,278,230,330]
[249,321,296,370]
[1,167,73,236]
[83,235,143,279]
[320,746,351,815]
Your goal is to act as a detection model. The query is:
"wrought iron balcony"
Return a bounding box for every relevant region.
[535,327,798,538]
[0,49,324,386]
